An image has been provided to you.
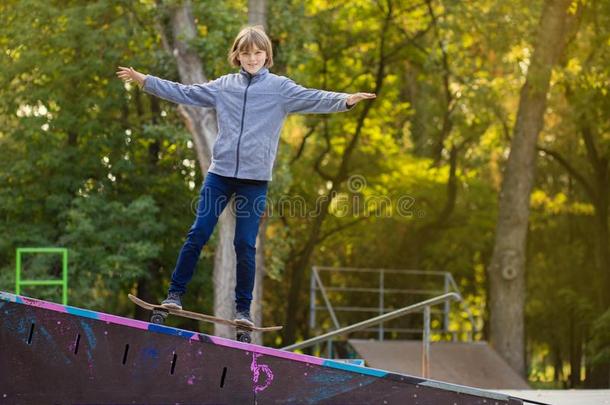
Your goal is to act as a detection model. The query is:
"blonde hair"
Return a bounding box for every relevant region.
[228,25,274,68]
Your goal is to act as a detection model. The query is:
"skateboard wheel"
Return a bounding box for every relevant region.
[237,332,251,343]
[150,312,166,325]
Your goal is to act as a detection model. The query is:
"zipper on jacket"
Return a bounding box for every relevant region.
[234,73,253,177]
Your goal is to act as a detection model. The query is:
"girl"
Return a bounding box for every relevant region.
[116,25,375,328]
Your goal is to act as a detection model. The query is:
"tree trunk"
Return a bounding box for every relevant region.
[163,0,236,338]
[425,0,454,166]
[247,0,268,345]
[213,206,237,338]
[252,215,267,344]
[487,0,576,376]
[592,174,609,307]
[552,343,563,384]
[582,123,610,309]
[248,0,267,29]
[569,307,582,387]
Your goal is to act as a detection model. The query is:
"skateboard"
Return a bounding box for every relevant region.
[128,294,282,343]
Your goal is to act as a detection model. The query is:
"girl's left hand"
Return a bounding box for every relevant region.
[116,66,147,87]
[347,92,377,106]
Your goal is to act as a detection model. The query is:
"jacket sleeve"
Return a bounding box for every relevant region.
[280,78,354,114]
[142,75,222,107]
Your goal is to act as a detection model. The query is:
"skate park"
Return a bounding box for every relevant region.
[2,0,610,403]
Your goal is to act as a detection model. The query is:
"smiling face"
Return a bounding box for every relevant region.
[238,45,267,75]
[228,26,273,71]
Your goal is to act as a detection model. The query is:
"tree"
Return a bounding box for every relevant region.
[0,0,198,318]
[487,0,580,376]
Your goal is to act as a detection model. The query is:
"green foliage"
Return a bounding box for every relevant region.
[0,0,202,316]
[590,309,610,365]
[60,195,164,307]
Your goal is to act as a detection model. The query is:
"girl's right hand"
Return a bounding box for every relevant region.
[116,66,146,87]
[346,92,377,107]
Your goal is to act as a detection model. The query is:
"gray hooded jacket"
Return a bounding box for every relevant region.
[142,67,353,181]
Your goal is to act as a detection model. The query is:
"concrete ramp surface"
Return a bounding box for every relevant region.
[0,291,529,404]
[349,339,530,389]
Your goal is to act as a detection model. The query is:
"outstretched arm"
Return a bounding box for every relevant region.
[281,79,376,114]
[116,66,220,108]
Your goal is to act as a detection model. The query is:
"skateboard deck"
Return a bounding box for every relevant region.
[128,294,283,333]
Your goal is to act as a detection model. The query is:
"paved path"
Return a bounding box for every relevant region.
[497,389,610,405]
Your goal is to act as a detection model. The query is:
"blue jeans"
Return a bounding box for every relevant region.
[169,172,268,313]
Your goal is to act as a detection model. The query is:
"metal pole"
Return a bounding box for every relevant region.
[282,292,461,351]
[422,305,431,378]
[15,249,22,296]
[443,273,449,333]
[62,249,68,305]
[309,267,317,331]
[313,269,340,330]
[379,269,384,341]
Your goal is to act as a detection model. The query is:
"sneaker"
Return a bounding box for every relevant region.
[161,291,183,310]
[234,309,254,328]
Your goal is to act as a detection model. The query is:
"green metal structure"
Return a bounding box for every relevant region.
[15,247,68,305]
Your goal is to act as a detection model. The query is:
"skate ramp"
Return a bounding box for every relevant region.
[0,291,530,404]
[349,339,530,389]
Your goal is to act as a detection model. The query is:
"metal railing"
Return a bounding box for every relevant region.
[309,266,477,341]
[283,292,461,378]
[16,247,68,305]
